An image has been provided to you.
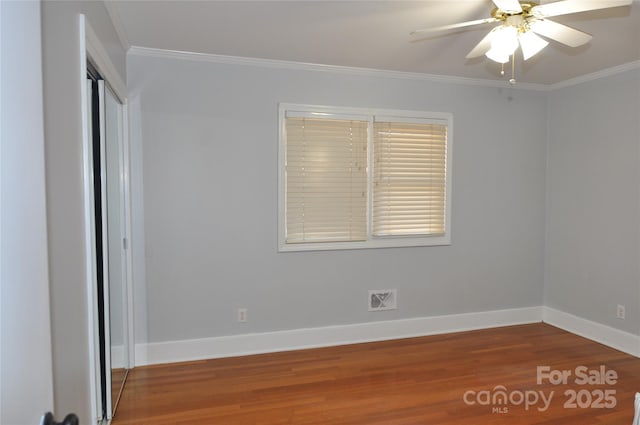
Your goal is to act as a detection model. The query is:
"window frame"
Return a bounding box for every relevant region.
[278,103,453,252]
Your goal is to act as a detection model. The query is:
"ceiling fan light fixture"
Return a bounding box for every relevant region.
[518,30,549,60]
[411,0,632,82]
[485,50,511,63]
[485,25,519,63]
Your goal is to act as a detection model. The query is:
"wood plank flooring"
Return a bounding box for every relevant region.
[113,323,640,424]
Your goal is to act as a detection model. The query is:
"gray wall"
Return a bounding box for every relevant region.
[128,55,548,345]
[545,69,640,334]
[41,1,126,421]
[1,1,54,424]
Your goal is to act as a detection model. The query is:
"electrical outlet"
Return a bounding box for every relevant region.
[617,304,625,320]
[237,308,248,323]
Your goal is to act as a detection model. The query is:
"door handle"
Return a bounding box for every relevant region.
[41,412,79,425]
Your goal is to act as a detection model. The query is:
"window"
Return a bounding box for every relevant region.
[278,104,452,251]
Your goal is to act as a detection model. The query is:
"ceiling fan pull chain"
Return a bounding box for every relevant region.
[410,0,632,84]
[509,53,516,85]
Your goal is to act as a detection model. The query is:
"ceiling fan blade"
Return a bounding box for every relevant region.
[465,29,497,59]
[492,0,523,13]
[410,18,498,35]
[531,0,632,18]
[529,19,593,47]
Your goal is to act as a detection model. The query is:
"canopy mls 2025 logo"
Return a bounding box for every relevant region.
[463,365,618,414]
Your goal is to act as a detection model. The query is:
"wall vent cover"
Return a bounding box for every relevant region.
[368,289,397,311]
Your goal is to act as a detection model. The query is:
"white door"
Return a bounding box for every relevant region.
[0,1,55,424]
[86,75,130,422]
[104,83,130,416]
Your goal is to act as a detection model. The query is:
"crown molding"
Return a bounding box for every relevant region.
[127,46,549,91]
[128,46,639,91]
[549,60,640,90]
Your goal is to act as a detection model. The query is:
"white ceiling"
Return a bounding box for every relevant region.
[109,0,640,85]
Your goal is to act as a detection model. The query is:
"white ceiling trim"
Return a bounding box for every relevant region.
[548,60,640,90]
[127,46,640,92]
[127,46,549,91]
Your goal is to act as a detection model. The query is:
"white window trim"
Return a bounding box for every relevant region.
[278,103,453,252]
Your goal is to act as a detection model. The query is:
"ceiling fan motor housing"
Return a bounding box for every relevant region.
[491,2,539,20]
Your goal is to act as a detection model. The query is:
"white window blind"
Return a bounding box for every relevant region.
[373,121,447,237]
[284,116,368,243]
[279,104,452,252]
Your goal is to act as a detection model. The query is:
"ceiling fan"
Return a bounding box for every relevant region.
[411,0,633,83]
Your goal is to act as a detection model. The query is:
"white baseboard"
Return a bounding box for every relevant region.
[133,306,640,367]
[134,306,542,366]
[542,306,640,357]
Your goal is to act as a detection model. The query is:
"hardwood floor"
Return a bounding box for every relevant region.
[113,323,640,424]
[112,367,128,416]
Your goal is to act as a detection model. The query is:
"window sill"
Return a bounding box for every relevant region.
[278,234,451,252]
